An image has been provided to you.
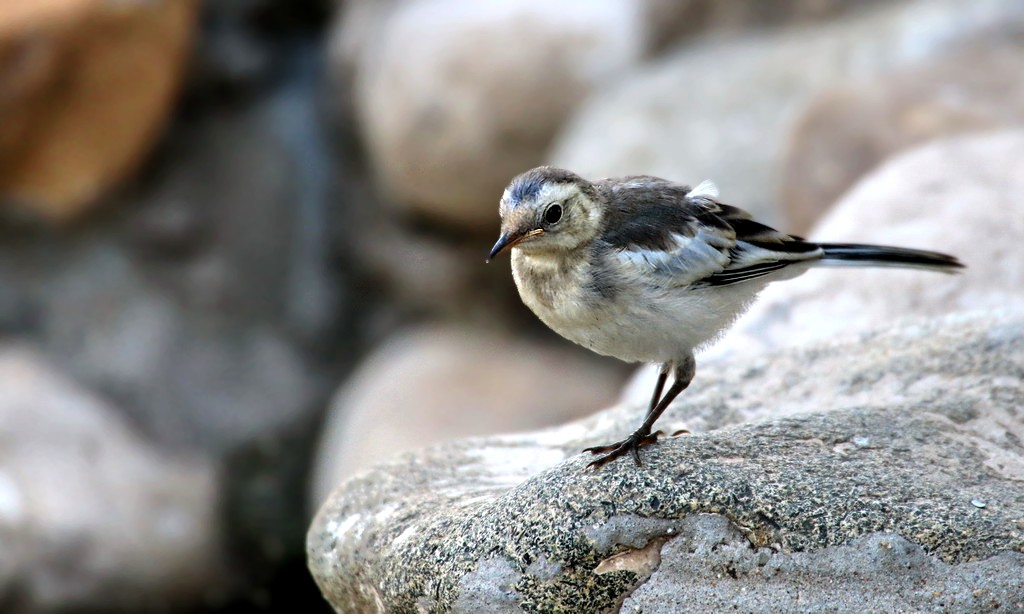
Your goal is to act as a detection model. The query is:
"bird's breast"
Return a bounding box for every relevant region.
[511,251,601,329]
[509,249,764,364]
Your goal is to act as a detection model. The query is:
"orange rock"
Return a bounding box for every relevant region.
[0,0,198,222]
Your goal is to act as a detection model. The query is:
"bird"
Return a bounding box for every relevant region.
[486,166,963,469]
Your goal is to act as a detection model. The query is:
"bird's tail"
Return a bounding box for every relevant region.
[816,243,964,272]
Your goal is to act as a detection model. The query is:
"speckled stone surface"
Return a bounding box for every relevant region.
[308,310,1024,612]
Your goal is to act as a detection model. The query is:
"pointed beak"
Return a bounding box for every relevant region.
[487,234,510,262]
[486,228,543,262]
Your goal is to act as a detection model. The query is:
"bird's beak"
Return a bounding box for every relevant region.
[487,228,543,262]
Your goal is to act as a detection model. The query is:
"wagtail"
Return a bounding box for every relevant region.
[487,166,963,469]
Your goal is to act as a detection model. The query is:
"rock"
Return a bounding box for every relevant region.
[644,0,891,52]
[623,528,1023,613]
[346,214,528,324]
[34,238,324,457]
[312,325,626,504]
[352,0,646,231]
[326,0,403,82]
[550,0,1024,227]
[706,130,1024,364]
[308,310,1024,612]
[781,45,1024,233]
[0,347,222,610]
[0,0,199,222]
[332,0,891,93]
[0,45,345,605]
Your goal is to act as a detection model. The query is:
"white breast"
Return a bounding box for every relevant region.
[511,249,768,364]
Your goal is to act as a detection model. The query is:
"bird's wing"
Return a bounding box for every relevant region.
[705,204,823,286]
[596,178,821,288]
[597,179,735,287]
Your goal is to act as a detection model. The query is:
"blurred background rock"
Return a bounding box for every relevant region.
[0,0,1021,611]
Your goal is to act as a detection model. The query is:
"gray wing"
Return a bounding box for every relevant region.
[596,178,822,288]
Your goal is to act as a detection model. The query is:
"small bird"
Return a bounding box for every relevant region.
[487,166,963,469]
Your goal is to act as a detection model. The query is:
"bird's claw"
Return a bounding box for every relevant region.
[584,430,662,469]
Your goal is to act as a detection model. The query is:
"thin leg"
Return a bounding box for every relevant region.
[584,356,696,469]
[638,357,694,435]
[648,364,670,413]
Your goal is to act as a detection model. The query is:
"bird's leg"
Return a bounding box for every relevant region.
[585,357,695,469]
[648,363,669,413]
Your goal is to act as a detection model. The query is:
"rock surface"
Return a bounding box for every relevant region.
[549,0,1024,227]
[0,347,222,610]
[332,0,890,87]
[706,130,1024,364]
[308,310,1024,612]
[353,0,646,231]
[781,45,1024,233]
[312,325,626,504]
[0,0,198,222]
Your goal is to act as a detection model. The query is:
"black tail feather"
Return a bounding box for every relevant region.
[818,243,964,271]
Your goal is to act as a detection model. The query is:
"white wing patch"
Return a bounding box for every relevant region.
[687,180,719,200]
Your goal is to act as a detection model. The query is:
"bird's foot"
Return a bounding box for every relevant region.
[584,430,662,469]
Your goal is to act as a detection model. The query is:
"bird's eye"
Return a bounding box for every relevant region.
[544,204,563,225]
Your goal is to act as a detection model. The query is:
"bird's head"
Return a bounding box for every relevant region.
[487,166,604,261]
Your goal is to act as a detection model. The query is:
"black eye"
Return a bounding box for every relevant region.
[544,204,563,225]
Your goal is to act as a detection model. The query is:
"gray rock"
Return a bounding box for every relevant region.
[331,0,891,90]
[550,0,1024,227]
[623,521,1024,613]
[35,239,322,456]
[311,325,626,505]
[781,45,1024,234]
[352,0,646,231]
[0,347,222,610]
[308,310,1024,612]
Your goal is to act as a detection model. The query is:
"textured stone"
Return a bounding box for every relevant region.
[0,0,198,222]
[308,310,1024,612]
[312,325,626,504]
[706,130,1024,364]
[353,0,646,231]
[550,0,1024,227]
[622,522,1024,613]
[781,45,1024,233]
[0,347,222,610]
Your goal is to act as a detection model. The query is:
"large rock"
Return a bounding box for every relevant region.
[308,310,1024,612]
[0,347,222,610]
[705,130,1024,364]
[781,45,1024,233]
[0,0,198,222]
[352,0,646,231]
[312,325,626,504]
[550,0,1024,227]
[331,0,889,86]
